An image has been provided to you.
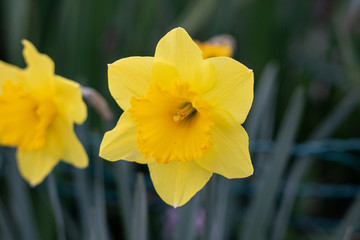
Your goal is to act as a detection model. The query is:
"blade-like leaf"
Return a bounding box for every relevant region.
[0,198,15,240]
[332,192,360,240]
[175,192,202,240]
[93,136,110,240]
[246,61,278,139]
[130,173,148,240]
[47,174,66,240]
[272,90,359,240]
[240,87,304,240]
[113,161,134,240]
[6,149,39,240]
[175,0,219,34]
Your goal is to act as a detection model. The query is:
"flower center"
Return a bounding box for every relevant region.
[129,81,213,164]
[173,102,196,122]
[0,80,57,152]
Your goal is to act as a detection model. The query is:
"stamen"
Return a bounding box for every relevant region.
[173,102,196,122]
[130,82,213,164]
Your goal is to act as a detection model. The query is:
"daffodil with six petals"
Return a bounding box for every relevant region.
[0,40,88,186]
[100,28,254,207]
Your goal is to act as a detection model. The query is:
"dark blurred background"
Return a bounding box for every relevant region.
[0,0,360,240]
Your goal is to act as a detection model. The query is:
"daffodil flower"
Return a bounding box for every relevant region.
[0,40,88,186]
[100,28,254,207]
[196,34,235,58]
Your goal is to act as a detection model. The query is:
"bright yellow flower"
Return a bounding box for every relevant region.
[100,28,254,207]
[0,40,88,186]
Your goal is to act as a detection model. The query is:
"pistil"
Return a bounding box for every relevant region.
[173,102,196,122]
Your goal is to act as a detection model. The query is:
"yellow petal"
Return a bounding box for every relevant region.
[54,118,88,168]
[154,28,213,93]
[16,119,64,186]
[0,60,23,88]
[195,109,253,179]
[54,75,87,124]
[22,40,55,90]
[193,60,215,94]
[99,111,149,164]
[17,115,88,186]
[152,60,178,90]
[148,161,212,207]
[108,57,153,111]
[201,57,254,124]
[17,150,60,186]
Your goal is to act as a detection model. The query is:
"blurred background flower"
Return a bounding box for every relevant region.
[0,40,88,186]
[196,34,235,58]
[0,0,359,239]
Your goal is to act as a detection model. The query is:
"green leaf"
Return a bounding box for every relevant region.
[175,192,202,240]
[47,174,66,240]
[246,61,278,139]
[93,139,110,240]
[174,0,219,34]
[271,90,359,240]
[113,161,134,240]
[3,0,31,63]
[130,173,148,240]
[5,149,39,240]
[240,87,304,240]
[332,192,360,240]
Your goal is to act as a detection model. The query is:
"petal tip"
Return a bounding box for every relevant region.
[98,147,119,162]
[29,181,39,187]
[98,153,109,161]
[176,27,188,35]
[99,140,112,161]
[21,39,35,50]
[167,27,188,37]
[21,39,30,45]
[76,161,89,169]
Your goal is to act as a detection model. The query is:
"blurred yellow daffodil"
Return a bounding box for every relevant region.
[100,28,254,207]
[196,34,235,58]
[0,40,88,186]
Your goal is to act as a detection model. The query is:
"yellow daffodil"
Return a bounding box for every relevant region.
[196,34,235,58]
[0,40,88,186]
[100,28,254,207]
